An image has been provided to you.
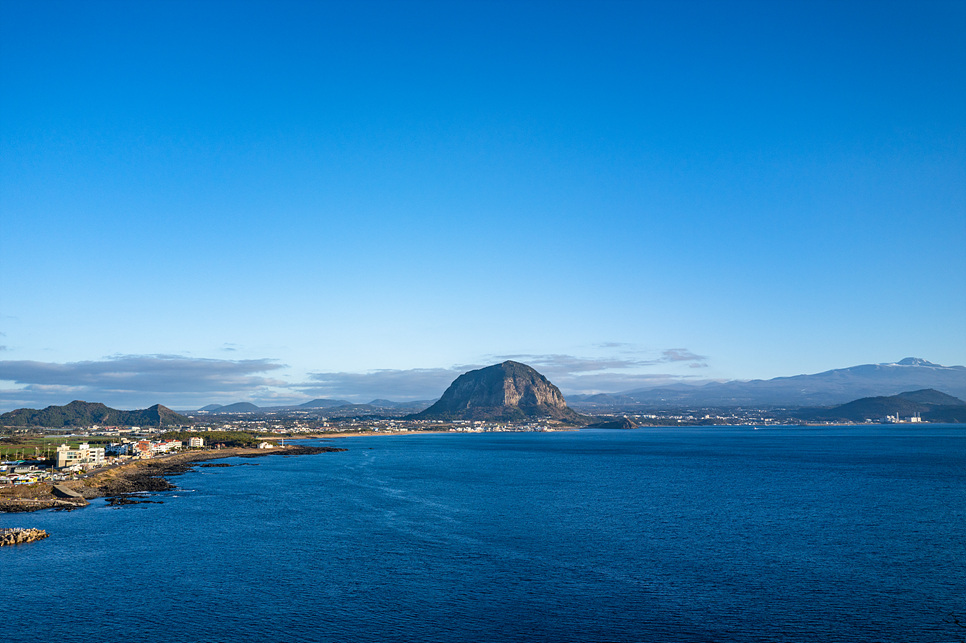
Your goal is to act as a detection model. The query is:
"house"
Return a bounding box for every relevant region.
[153,440,181,454]
[188,437,204,448]
[106,443,134,456]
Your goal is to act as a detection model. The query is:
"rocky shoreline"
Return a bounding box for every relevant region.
[0,444,346,513]
[0,527,49,546]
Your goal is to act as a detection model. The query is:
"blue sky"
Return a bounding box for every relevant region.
[1,0,964,410]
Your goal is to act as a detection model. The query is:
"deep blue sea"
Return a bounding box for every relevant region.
[3,426,965,642]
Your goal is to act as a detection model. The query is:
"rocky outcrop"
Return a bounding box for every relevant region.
[92,445,347,495]
[0,528,49,546]
[1,445,348,514]
[412,361,585,422]
[0,492,88,512]
[585,417,639,430]
[52,484,85,499]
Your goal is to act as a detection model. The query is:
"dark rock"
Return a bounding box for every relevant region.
[411,361,585,422]
[585,417,639,430]
[105,495,163,506]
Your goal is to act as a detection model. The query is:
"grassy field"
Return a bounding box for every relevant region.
[0,435,115,461]
[0,430,275,461]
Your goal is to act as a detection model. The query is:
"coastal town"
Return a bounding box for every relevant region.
[0,430,346,515]
[3,361,958,497]
[0,434,280,487]
[0,417,582,486]
[0,402,943,488]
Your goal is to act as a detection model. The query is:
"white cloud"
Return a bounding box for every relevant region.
[294,349,714,402]
[297,367,465,402]
[0,354,286,411]
[0,347,714,411]
[492,349,711,394]
[660,348,707,363]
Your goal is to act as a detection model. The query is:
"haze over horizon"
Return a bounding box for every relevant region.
[2,1,964,411]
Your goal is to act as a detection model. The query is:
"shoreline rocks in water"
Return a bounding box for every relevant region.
[104,495,164,506]
[0,528,49,546]
[0,444,347,514]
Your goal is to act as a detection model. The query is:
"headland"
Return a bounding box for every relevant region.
[0,444,345,514]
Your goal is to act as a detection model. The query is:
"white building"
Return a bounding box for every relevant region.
[155,440,182,453]
[188,437,204,448]
[55,443,105,469]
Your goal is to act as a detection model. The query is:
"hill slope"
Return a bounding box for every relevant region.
[793,389,966,423]
[298,398,352,408]
[206,402,260,414]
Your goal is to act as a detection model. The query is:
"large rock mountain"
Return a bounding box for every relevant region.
[0,400,193,428]
[412,361,584,422]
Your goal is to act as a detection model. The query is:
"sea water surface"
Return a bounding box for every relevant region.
[3,426,964,642]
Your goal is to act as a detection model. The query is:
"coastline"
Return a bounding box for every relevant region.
[0,444,345,514]
[7,423,939,514]
[296,429,452,439]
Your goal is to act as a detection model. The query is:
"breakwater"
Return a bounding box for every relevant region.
[1,527,49,546]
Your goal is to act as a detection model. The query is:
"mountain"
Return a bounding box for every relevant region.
[0,400,194,428]
[567,393,641,411]
[584,416,639,429]
[411,361,584,422]
[618,358,966,408]
[893,388,964,405]
[299,398,352,408]
[198,404,224,412]
[367,398,435,409]
[206,402,260,414]
[793,389,966,423]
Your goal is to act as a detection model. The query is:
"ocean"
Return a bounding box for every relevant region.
[2,426,964,642]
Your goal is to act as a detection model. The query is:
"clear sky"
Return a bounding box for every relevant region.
[1,0,964,411]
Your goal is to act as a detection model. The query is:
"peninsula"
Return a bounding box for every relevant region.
[0,443,345,513]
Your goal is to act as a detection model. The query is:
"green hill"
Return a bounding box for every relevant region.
[0,400,194,428]
[793,389,966,423]
[206,402,260,414]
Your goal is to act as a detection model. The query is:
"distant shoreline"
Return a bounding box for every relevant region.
[6,424,959,514]
[294,430,452,439]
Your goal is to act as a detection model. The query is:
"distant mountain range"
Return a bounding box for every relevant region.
[21,358,957,421]
[196,398,434,415]
[299,398,352,409]
[568,358,966,409]
[0,400,193,428]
